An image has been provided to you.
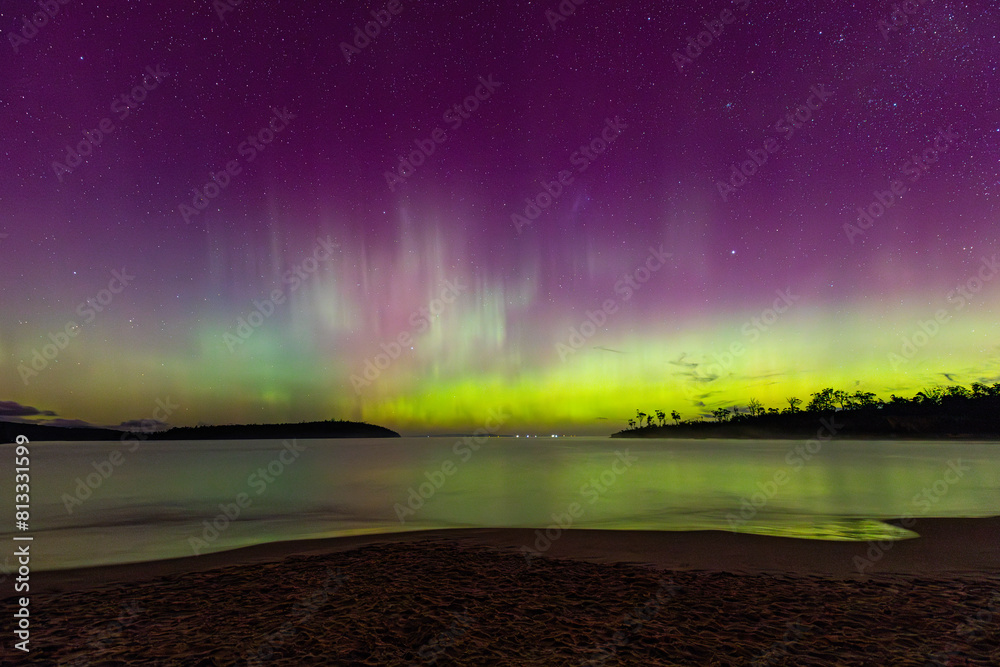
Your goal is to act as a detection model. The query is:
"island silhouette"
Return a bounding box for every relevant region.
[5,383,999,443]
[0,418,399,443]
[613,383,1000,439]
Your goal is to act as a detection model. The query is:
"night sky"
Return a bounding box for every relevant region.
[1,0,998,434]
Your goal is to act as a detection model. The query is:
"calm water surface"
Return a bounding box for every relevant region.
[2,437,998,570]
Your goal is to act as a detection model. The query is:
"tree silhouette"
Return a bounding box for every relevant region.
[712,407,730,422]
[852,390,879,408]
[616,382,1000,437]
[916,388,944,404]
[807,387,836,412]
[832,389,849,410]
[945,385,971,399]
[887,394,908,408]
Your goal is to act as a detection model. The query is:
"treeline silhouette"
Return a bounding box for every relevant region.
[614,384,1000,439]
[0,419,399,443]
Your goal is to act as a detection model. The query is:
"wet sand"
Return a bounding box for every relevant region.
[8,519,1000,665]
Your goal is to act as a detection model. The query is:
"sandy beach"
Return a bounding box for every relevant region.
[7,519,1000,665]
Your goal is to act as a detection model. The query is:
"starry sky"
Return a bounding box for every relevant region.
[1,0,998,435]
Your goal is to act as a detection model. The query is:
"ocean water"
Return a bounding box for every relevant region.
[2,437,998,571]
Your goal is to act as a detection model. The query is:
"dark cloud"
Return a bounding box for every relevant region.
[668,353,698,369]
[0,416,32,424]
[37,419,100,428]
[0,402,172,431]
[119,419,169,431]
[0,400,56,417]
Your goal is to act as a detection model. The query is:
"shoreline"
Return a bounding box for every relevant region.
[19,517,1000,598]
[11,520,1000,665]
[612,432,1000,440]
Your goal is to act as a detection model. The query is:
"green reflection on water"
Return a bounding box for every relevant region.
[724,518,919,541]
